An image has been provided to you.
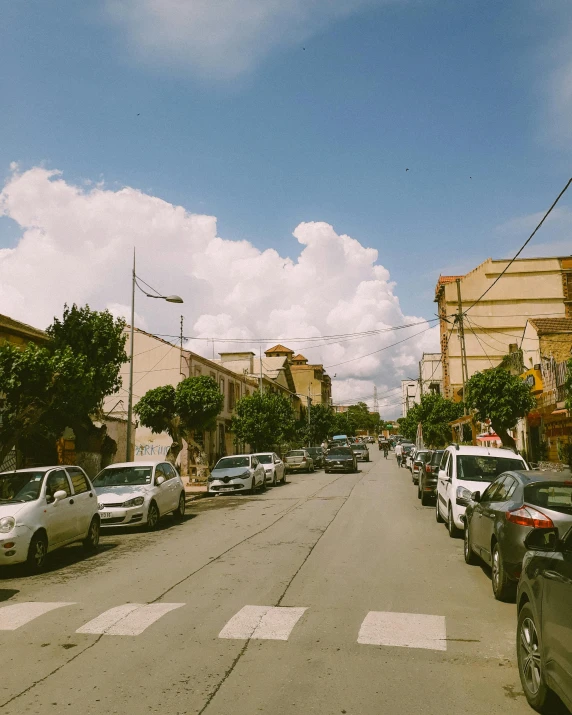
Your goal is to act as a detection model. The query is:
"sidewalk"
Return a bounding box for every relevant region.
[184,484,211,502]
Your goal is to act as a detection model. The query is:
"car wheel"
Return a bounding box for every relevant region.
[146,501,160,530]
[260,476,266,492]
[249,476,257,495]
[272,471,277,487]
[281,471,286,484]
[517,603,558,713]
[448,505,461,538]
[491,542,516,601]
[417,479,422,499]
[463,522,478,565]
[26,532,48,573]
[325,468,330,474]
[174,492,186,520]
[83,516,100,552]
[435,498,444,523]
[420,487,431,506]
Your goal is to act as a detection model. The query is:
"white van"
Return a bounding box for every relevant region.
[436,445,528,537]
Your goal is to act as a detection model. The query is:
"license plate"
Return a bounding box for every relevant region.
[100,512,112,519]
[219,486,233,491]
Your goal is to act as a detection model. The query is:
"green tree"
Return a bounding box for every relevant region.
[0,304,127,464]
[135,375,223,468]
[304,402,335,445]
[465,366,535,450]
[399,393,465,447]
[331,411,355,438]
[230,391,296,452]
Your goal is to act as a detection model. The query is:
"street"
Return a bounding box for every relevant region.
[1,450,530,715]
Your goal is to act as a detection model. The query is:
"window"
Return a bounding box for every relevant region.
[67,467,90,494]
[156,464,172,481]
[455,455,526,483]
[492,477,511,502]
[252,458,259,467]
[194,367,202,377]
[524,482,572,515]
[165,464,179,479]
[210,371,216,380]
[440,452,449,471]
[481,480,502,503]
[447,455,453,478]
[563,528,572,553]
[46,470,71,499]
[219,378,225,395]
[228,382,235,411]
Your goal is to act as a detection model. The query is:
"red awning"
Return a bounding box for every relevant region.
[477,434,500,442]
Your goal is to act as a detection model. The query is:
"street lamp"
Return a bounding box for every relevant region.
[125,249,184,461]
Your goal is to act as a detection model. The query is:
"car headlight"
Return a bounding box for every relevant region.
[239,471,251,479]
[264,467,272,472]
[122,496,145,507]
[456,486,473,501]
[0,517,15,533]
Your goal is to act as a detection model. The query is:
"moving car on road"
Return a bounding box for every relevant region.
[207,455,266,495]
[436,445,528,538]
[0,465,100,572]
[351,442,370,462]
[252,452,285,486]
[95,461,186,528]
[284,450,314,474]
[462,471,572,601]
[517,525,572,714]
[306,447,325,469]
[324,446,357,473]
[411,449,431,485]
[417,449,443,505]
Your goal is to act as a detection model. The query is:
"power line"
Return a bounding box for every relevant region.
[464,177,572,315]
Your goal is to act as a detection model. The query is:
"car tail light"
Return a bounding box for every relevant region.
[506,506,554,528]
[426,465,432,473]
[301,458,306,463]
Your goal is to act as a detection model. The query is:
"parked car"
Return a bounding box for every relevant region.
[207,455,266,494]
[252,452,285,486]
[517,525,572,713]
[411,449,431,485]
[436,445,528,538]
[462,471,572,601]
[0,466,100,572]
[95,461,186,528]
[350,443,370,462]
[400,443,415,468]
[366,436,375,444]
[306,447,326,469]
[324,446,357,473]
[284,450,314,474]
[417,449,444,505]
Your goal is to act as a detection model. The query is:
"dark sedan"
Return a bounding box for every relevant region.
[411,449,431,485]
[462,471,572,601]
[516,525,572,714]
[324,447,357,474]
[306,447,325,469]
[417,450,443,505]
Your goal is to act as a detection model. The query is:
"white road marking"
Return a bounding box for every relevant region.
[358,611,447,651]
[219,605,307,640]
[0,602,75,631]
[76,603,184,636]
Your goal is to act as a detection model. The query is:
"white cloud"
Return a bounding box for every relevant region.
[0,166,438,417]
[104,0,389,78]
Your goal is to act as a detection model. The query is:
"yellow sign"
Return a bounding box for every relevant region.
[520,368,543,395]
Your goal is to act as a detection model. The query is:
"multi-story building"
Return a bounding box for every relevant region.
[435,256,571,401]
[264,345,332,406]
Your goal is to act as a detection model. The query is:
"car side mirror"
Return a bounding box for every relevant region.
[156,476,166,486]
[53,489,67,503]
[471,491,481,502]
[524,527,560,552]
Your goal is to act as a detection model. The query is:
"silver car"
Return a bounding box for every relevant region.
[208,455,266,495]
[351,443,370,462]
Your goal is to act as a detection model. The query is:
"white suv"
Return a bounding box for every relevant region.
[0,466,100,572]
[436,445,528,537]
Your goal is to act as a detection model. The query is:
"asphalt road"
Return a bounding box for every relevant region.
[0,450,535,714]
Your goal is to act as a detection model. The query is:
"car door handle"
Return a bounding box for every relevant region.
[543,570,565,583]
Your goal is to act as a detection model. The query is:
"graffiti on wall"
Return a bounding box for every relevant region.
[135,443,170,457]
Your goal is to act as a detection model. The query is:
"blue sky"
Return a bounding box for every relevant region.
[1,0,571,410]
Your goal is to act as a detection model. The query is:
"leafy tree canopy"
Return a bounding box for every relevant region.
[465,366,535,449]
[399,392,465,448]
[230,391,296,452]
[303,402,335,445]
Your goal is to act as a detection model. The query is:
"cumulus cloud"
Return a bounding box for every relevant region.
[0,166,438,416]
[104,0,390,78]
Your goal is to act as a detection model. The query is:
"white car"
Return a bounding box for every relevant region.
[93,461,186,530]
[207,455,266,495]
[0,466,100,572]
[252,453,285,486]
[436,445,528,537]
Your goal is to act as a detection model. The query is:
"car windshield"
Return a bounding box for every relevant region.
[524,482,572,515]
[456,455,526,482]
[328,447,353,456]
[351,444,365,451]
[0,471,46,503]
[215,457,250,469]
[287,451,305,457]
[254,455,272,464]
[93,466,153,486]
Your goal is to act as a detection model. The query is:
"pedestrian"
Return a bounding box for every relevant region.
[395,441,403,468]
[383,442,389,459]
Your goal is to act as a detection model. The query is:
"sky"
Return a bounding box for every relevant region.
[1,0,571,416]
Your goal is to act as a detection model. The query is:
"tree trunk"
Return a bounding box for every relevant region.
[183,431,209,480]
[165,440,183,467]
[0,438,16,467]
[492,424,517,451]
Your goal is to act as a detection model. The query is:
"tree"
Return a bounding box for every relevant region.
[135,375,223,468]
[399,393,465,447]
[465,366,535,450]
[0,305,127,465]
[305,402,335,445]
[230,391,296,452]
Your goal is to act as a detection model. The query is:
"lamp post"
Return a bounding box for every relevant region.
[125,249,183,461]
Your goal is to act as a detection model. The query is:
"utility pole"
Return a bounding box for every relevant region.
[373,386,379,414]
[418,359,424,397]
[259,347,263,394]
[456,279,469,414]
[179,315,185,378]
[126,249,136,461]
[307,385,311,445]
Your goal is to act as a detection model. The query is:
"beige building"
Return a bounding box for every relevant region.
[0,313,48,348]
[263,345,332,407]
[435,256,571,401]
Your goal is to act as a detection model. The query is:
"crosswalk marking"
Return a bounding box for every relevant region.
[358,611,447,651]
[76,603,185,636]
[0,602,75,631]
[219,605,307,641]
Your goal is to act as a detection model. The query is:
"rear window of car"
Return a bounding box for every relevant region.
[524,482,572,515]
[456,455,526,482]
[328,447,353,455]
[431,451,444,465]
[287,451,305,457]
